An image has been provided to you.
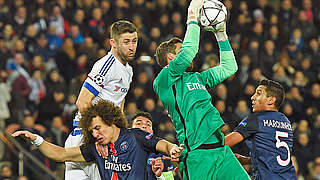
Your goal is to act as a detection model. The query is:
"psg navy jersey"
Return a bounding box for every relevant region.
[146,153,174,180]
[80,128,161,180]
[235,111,297,180]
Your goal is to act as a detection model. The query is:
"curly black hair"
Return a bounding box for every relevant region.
[79,100,128,144]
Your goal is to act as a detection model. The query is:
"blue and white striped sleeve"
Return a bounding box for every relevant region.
[83,55,116,96]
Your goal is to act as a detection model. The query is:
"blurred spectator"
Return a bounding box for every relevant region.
[32,33,56,62]
[62,93,77,129]
[17,176,28,180]
[11,6,29,36]
[48,5,65,38]
[272,65,293,90]
[67,24,84,45]
[27,55,46,77]
[77,37,99,67]
[0,72,10,131]
[3,24,19,50]
[49,116,68,146]
[44,69,66,96]
[293,132,313,177]
[214,99,240,130]
[259,40,279,78]
[88,7,105,45]
[234,99,250,120]
[33,8,47,33]
[304,83,320,113]
[237,54,251,87]
[71,8,86,33]
[6,57,31,124]
[278,0,296,43]
[0,163,17,180]
[37,90,65,127]
[28,69,45,111]
[55,38,77,86]
[47,25,63,51]
[311,114,320,156]
[68,71,86,96]
[124,101,139,124]
[293,10,316,41]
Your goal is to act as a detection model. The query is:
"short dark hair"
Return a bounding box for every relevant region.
[79,100,128,144]
[110,20,137,42]
[155,37,182,67]
[259,79,285,109]
[131,111,153,123]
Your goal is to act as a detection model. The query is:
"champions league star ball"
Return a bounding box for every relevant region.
[199,0,227,32]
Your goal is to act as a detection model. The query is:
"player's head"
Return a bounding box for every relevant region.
[110,20,138,63]
[131,111,153,133]
[251,79,285,112]
[80,100,128,144]
[155,37,183,68]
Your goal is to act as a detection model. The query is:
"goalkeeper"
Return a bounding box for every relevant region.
[153,0,250,179]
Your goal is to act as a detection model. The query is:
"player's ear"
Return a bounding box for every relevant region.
[110,39,116,48]
[268,96,276,105]
[167,53,175,63]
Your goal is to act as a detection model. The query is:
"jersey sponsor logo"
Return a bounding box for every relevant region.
[120,141,128,151]
[114,85,128,93]
[186,82,206,91]
[263,119,292,131]
[104,160,132,172]
[145,133,153,140]
[240,121,247,127]
[93,74,105,86]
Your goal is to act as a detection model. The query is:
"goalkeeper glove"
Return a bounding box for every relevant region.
[187,0,205,24]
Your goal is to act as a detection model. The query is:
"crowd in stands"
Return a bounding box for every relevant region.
[0,0,319,179]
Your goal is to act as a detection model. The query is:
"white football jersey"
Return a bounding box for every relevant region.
[83,51,133,107]
[73,52,133,126]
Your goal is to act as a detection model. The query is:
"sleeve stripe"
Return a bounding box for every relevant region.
[83,82,99,96]
[99,54,114,74]
[101,57,115,76]
[103,58,115,76]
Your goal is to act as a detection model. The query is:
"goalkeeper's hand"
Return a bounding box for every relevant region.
[213,23,228,41]
[187,0,205,24]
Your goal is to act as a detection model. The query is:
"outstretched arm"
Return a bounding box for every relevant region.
[12,131,86,162]
[156,140,184,159]
[225,131,244,147]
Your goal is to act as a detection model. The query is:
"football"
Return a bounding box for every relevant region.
[199,0,227,32]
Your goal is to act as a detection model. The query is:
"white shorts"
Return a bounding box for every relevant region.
[64,129,101,180]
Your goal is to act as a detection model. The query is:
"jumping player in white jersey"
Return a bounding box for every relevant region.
[64,20,138,180]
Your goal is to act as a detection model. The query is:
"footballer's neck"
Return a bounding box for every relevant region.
[110,126,121,144]
[111,48,127,65]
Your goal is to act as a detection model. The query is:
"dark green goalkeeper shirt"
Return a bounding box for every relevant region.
[153,23,237,156]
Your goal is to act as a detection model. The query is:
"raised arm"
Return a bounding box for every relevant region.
[12,131,86,162]
[168,0,203,76]
[199,25,238,88]
[156,140,184,159]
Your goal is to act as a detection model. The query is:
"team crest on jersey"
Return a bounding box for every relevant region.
[145,133,153,140]
[147,157,154,165]
[120,141,128,151]
[93,74,105,85]
[240,122,247,127]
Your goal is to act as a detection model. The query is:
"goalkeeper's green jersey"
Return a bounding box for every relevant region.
[153,23,238,157]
